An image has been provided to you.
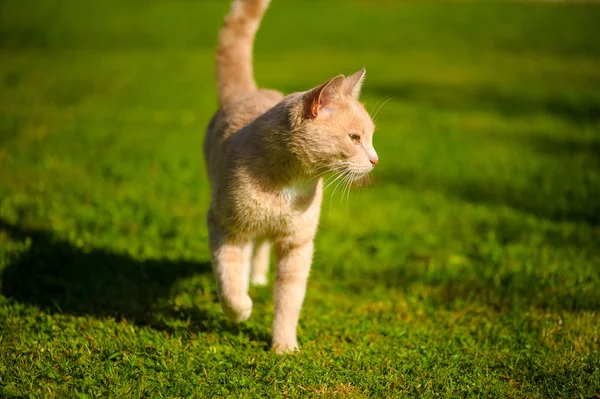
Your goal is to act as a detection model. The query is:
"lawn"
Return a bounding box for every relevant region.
[1,0,599,397]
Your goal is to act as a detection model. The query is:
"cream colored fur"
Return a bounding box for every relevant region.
[204,0,378,354]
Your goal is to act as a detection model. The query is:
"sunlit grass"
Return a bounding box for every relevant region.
[1,0,599,397]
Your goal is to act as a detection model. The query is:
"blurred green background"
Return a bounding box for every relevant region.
[1,0,599,397]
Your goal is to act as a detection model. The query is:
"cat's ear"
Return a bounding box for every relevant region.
[304,75,345,119]
[343,68,366,100]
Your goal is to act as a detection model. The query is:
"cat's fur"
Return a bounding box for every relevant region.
[204,0,378,353]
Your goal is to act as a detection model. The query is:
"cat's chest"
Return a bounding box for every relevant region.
[228,179,322,238]
[281,181,318,204]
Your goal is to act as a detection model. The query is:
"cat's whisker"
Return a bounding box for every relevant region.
[322,169,340,186]
[323,169,348,192]
[322,173,338,189]
[328,171,350,200]
[369,96,385,116]
[344,172,355,205]
[310,164,335,177]
[340,171,353,206]
[347,172,357,205]
[310,168,335,181]
[345,172,357,207]
[317,161,349,177]
[372,96,394,122]
[329,170,351,213]
[310,163,347,181]
[314,163,341,173]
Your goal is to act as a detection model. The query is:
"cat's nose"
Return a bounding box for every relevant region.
[366,147,378,166]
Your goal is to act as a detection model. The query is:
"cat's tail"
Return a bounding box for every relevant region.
[216,0,271,105]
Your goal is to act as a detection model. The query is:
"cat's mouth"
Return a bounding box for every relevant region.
[309,162,374,194]
[309,162,373,185]
[347,165,374,176]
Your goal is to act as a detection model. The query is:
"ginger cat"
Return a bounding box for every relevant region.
[204,0,378,353]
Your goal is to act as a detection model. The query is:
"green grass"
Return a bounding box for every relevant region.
[1,0,599,397]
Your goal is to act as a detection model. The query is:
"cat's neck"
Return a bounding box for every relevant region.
[239,103,314,188]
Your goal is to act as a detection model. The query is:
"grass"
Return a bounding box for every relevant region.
[1,0,599,397]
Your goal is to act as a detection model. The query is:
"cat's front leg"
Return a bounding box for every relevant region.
[272,239,314,354]
[209,230,253,323]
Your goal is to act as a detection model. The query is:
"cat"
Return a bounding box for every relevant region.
[204,0,378,354]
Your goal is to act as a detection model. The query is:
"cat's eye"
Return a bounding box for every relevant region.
[349,134,361,144]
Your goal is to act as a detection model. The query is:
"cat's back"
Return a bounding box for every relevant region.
[207,89,283,142]
[204,89,283,167]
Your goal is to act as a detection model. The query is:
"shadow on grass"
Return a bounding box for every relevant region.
[368,81,600,225]
[522,134,600,161]
[344,232,600,312]
[376,126,600,225]
[419,272,600,313]
[345,263,600,313]
[379,167,600,226]
[0,219,271,347]
[368,82,600,124]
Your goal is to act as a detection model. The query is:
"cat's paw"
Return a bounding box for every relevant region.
[251,274,268,287]
[272,339,298,355]
[221,294,253,322]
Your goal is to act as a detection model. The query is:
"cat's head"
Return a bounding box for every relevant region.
[289,69,378,179]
